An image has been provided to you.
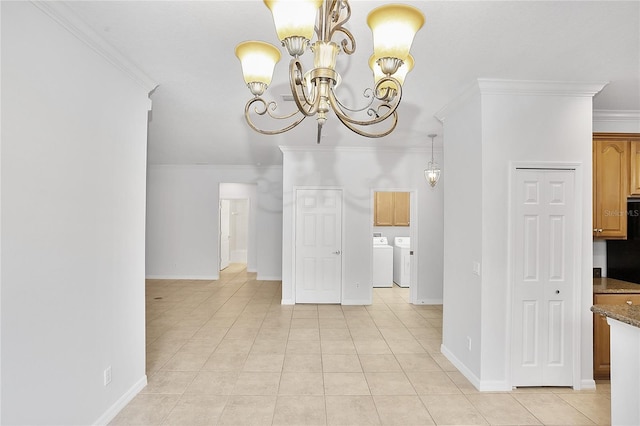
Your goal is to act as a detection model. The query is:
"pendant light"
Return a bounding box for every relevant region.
[425,133,441,187]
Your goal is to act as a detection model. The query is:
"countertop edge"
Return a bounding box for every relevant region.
[591,304,640,328]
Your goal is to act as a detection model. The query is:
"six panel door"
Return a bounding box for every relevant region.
[512,169,575,387]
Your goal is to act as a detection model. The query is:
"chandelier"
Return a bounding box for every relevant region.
[235,0,425,143]
[425,133,441,187]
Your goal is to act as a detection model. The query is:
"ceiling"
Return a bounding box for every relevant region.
[65,1,640,166]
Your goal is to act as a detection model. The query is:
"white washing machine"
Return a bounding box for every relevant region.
[372,237,393,288]
[393,237,411,288]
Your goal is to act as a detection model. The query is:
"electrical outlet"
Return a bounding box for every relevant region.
[104,366,112,386]
[466,337,472,351]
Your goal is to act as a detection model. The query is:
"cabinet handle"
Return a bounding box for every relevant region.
[599,229,603,233]
[627,300,633,305]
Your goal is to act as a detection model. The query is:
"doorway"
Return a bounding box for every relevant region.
[219,198,250,271]
[219,183,257,273]
[294,188,343,303]
[511,167,577,387]
[371,189,418,303]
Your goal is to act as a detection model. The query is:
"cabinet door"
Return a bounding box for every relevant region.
[593,294,640,379]
[630,140,640,196]
[393,192,410,226]
[593,139,628,238]
[374,192,394,226]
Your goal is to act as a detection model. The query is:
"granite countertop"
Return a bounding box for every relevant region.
[591,304,640,328]
[593,277,640,294]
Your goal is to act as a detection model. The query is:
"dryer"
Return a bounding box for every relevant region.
[393,237,411,287]
[372,237,393,287]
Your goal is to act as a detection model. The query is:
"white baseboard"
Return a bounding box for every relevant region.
[415,298,444,305]
[145,274,218,280]
[440,344,512,392]
[581,379,597,390]
[281,298,295,305]
[257,275,282,281]
[440,344,482,390]
[93,375,147,425]
[341,299,372,305]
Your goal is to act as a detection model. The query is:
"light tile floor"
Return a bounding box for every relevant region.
[110,264,611,425]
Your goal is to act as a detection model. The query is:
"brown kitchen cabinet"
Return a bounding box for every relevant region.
[374,191,410,226]
[593,135,629,239]
[593,293,640,379]
[630,140,640,196]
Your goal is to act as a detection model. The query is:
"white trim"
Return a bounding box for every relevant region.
[279,145,438,154]
[31,1,157,94]
[93,375,147,426]
[149,164,284,171]
[342,299,372,306]
[581,379,597,390]
[477,79,608,97]
[257,276,282,281]
[436,79,608,123]
[593,109,640,123]
[440,344,481,391]
[281,298,295,305]
[145,275,218,280]
[415,298,443,305]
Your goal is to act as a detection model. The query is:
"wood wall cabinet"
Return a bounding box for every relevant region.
[630,141,640,196]
[593,293,640,379]
[593,134,630,239]
[374,192,410,226]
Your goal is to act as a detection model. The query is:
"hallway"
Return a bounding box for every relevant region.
[110,264,611,425]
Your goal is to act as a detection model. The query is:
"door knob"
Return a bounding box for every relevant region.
[555,290,560,294]
[333,250,341,255]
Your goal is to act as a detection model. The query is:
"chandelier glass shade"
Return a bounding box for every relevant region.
[425,133,441,187]
[235,0,425,143]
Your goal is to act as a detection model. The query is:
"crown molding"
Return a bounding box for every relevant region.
[435,79,609,123]
[31,1,158,94]
[279,145,435,154]
[476,79,608,97]
[593,110,640,123]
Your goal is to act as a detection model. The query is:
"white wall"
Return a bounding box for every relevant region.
[1,2,154,424]
[438,79,604,391]
[440,91,484,380]
[146,165,283,280]
[281,146,444,305]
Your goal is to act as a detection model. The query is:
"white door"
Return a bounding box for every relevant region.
[512,169,575,387]
[295,189,342,303]
[220,199,231,270]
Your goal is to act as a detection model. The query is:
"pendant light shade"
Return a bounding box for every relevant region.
[264,0,323,42]
[425,134,441,187]
[235,41,281,95]
[367,4,425,63]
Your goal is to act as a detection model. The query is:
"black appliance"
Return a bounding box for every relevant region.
[607,199,640,284]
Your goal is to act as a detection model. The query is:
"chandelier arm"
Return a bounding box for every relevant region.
[244,97,307,135]
[332,88,375,113]
[328,78,402,127]
[289,59,321,117]
[331,77,402,122]
[326,1,355,54]
[332,107,399,138]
